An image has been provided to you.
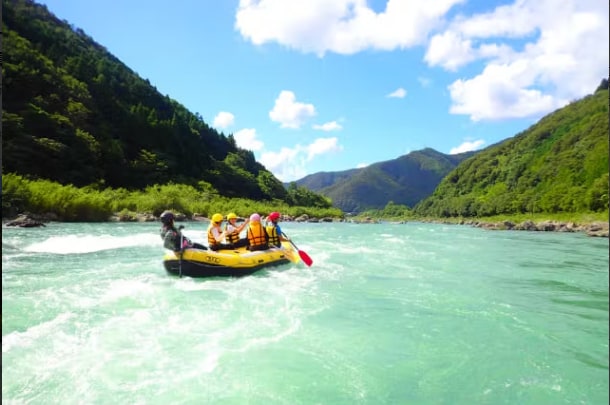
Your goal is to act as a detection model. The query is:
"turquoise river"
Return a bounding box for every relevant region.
[2,221,608,404]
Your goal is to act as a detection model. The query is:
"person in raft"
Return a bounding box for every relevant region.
[224,212,249,248]
[160,210,206,252]
[246,213,269,251]
[207,213,233,251]
[265,211,290,248]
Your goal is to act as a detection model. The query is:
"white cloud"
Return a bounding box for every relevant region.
[236,0,608,122]
[448,62,561,121]
[356,162,369,168]
[387,87,407,98]
[235,0,461,56]
[312,121,342,131]
[212,111,235,129]
[433,0,609,120]
[259,137,343,182]
[425,31,476,71]
[260,147,305,182]
[306,137,342,161]
[269,90,316,129]
[233,128,264,151]
[449,139,485,154]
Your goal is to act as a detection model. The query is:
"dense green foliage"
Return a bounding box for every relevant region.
[292,168,359,190]
[357,201,414,221]
[2,0,329,208]
[1,173,343,221]
[414,88,609,217]
[296,148,474,212]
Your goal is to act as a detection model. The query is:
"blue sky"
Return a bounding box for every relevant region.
[40,0,609,182]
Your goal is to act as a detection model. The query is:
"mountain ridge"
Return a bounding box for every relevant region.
[293,147,475,212]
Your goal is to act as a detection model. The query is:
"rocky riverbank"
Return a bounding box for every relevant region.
[421,218,609,238]
[3,212,608,238]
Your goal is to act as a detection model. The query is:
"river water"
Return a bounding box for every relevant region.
[2,221,608,404]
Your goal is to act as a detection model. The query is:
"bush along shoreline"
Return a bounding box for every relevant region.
[3,211,608,238]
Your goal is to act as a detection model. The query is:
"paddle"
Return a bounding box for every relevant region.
[282,232,313,267]
[178,225,185,278]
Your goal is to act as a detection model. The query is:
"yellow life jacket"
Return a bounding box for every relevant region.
[207,225,221,248]
[224,223,240,244]
[266,223,280,247]
[247,222,268,250]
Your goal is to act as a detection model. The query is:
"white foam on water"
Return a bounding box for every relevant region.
[99,279,156,303]
[22,233,160,254]
[2,312,75,353]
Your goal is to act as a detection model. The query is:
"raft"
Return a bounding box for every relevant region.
[163,241,301,278]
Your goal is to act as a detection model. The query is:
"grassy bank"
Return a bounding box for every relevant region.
[1,174,343,222]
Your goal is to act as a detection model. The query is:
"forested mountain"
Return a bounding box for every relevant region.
[295,148,475,213]
[294,168,360,191]
[2,0,329,208]
[414,85,609,217]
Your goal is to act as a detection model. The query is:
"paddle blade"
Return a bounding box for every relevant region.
[298,250,313,267]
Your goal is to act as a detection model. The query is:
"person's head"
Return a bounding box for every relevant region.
[160,210,175,226]
[249,213,261,223]
[211,213,223,226]
[268,211,280,223]
[227,212,238,222]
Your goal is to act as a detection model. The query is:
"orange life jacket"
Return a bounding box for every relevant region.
[247,222,268,250]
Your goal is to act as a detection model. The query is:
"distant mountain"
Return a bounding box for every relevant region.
[294,148,475,212]
[414,85,609,217]
[293,168,360,191]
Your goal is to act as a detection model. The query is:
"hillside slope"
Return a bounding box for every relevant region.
[414,87,609,217]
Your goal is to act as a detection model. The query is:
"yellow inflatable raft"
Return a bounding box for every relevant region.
[163,240,301,278]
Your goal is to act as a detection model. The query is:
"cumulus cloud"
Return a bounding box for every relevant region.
[235,0,608,122]
[432,0,609,120]
[235,0,459,56]
[449,139,485,154]
[387,88,407,98]
[448,62,561,121]
[233,128,264,151]
[356,162,369,168]
[312,121,343,131]
[269,90,316,128]
[212,111,235,129]
[258,137,343,182]
[306,137,343,161]
[425,31,477,71]
[259,147,305,182]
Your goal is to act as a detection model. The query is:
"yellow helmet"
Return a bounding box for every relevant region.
[211,213,223,223]
[227,213,237,220]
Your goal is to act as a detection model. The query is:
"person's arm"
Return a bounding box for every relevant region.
[277,225,289,241]
[211,227,226,242]
[237,218,250,233]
